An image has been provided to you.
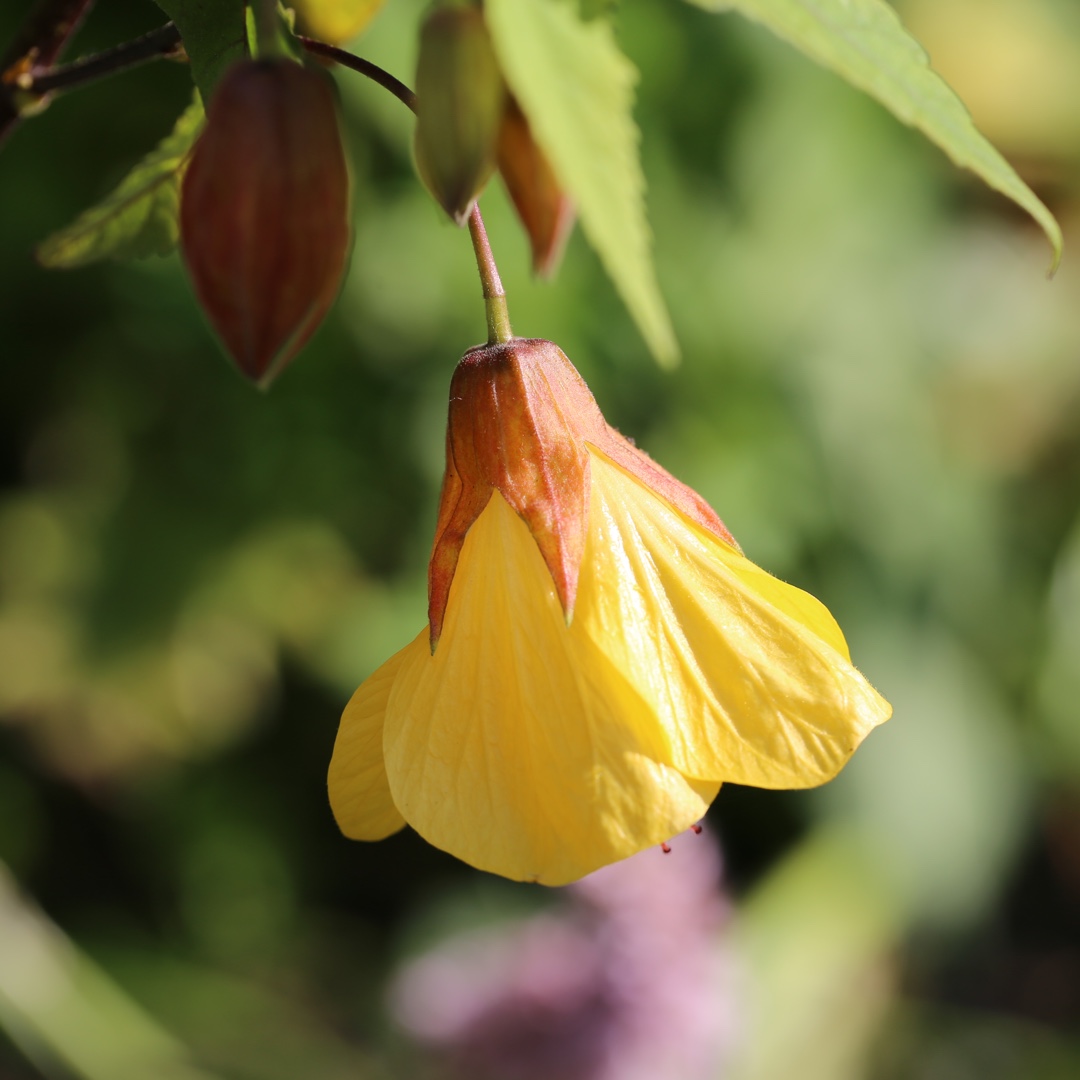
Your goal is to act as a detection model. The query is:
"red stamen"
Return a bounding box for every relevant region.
[661,842,672,854]
[691,824,703,835]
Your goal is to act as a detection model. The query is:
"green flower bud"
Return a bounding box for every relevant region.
[414,5,506,224]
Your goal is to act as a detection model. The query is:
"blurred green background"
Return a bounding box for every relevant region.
[2,0,1080,1077]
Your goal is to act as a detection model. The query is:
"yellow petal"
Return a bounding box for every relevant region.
[328,650,408,841]
[382,492,717,886]
[574,448,891,789]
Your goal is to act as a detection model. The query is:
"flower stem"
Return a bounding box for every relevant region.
[252,0,288,60]
[298,37,417,112]
[468,206,512,344]
[298,36,514,345]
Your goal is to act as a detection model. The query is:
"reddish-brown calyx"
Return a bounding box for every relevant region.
[428,338,738,648]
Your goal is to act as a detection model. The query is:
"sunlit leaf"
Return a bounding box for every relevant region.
[0,863,220,1080]
[485,0,679,366]
[688,0,1063,269]
[154,0,247,100]
[37,100,204,269]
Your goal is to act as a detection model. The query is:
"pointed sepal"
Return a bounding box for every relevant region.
[428,338,737,647]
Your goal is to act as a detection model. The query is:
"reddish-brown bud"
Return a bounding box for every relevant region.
[414,6,506,224]
[497,98,574,277]
[428,338,737,646]
[180,59,350,385]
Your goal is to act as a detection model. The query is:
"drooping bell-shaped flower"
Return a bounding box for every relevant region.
[329,338,891,885]
[180,59,351,385]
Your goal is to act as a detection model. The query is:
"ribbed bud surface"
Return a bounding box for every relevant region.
[428,339,737,646]
[180,60,350,384]
[414,6,506,224]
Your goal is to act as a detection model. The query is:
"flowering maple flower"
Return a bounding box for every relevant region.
[328,338,891,885]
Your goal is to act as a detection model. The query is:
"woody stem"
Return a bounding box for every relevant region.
[1,0,96,146]
[14,23,181,96]
[297,37,514,345]
[1,0,94,74]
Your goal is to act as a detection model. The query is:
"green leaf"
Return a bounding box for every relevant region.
[687,0,1062,269]
[154,0,248,100]
[485,0,679,366]
[37,100,205,270]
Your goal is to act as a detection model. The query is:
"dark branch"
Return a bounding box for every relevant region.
[23,22,182,96]
[2,18,183,151]
[1,0,95,72]
[1,0,96,146]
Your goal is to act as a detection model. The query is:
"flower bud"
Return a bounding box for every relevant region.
[497,98,574,277]
[428,338,736,645]
[180,59,350,385]
[414,5,506,224]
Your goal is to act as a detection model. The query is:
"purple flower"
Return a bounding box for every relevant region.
[391,829,734,1080]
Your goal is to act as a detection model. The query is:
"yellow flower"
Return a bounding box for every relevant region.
[329,339,891,885]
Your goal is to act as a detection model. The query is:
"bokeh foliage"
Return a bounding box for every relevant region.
[1,0,1080,1077]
